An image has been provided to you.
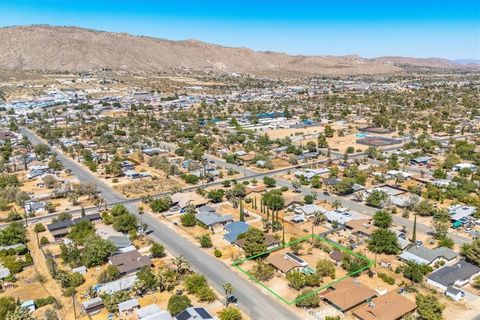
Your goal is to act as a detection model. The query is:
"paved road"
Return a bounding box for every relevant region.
[21,128,302,320]
[21,128,123,204]
[201,139,474,246]
[19,127,474,247]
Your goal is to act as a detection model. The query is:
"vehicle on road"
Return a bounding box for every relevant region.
[227,295,238,306]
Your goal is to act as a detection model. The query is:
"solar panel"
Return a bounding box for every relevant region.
[194,308,213,319]
[175,310,190,320]
[285,252,305,264]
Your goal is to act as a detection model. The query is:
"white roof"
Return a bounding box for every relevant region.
[143,312,173,320]
[449,205,476,221]
[71,266,87,275]
[399,251,430,265]
[324,210,361,224]
[99,275,137,294]
[136,304,173,320]
[294,204,326,216]
[305,168,330,175]
[453,163,477,170]
[0,267,10,279]
[118,298,139,312]
[386,170,413,178]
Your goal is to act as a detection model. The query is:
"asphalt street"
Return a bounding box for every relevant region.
[21,128,302,320]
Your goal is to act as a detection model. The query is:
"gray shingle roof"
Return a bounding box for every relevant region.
[427,260,480,287]
[107,236,132,249]
[196,206,232,226]
[400,246,458,264]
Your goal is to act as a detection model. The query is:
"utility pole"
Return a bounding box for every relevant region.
[72,293,77,319]
[411,211,417,243]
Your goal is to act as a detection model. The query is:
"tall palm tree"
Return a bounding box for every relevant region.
[331,199,342,210]
[223,282,234,306]
[138,206,144,225]
[312,211,325,227]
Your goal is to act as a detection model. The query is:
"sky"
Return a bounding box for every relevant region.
[1,0,479,60]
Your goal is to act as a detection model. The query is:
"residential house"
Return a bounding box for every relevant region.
[445,286,466,301]
[142,148,168,156]
[305,168,330,176]
[81,297,104,315]
[120,160,135,172]
[399,246,458,266]
[0,267,10,280]
[386,170,414,180]
[297,151,319,161]
[245,185,266,195]
[431,179,456,188]
[345,219,378,238]
[109,250,152,276]
[427,260,480,293]
[321,279,377,312]
[294,170,317,181]
[175,307,216,320]
[352,291,417,320]
[99,275,138,294]
[47,219,73,240]
[223,221,249,244]
[73,213,102,225]
[20,300,36,312]
[234,234,281,251]
[24,201,46,213]
[237,153,255,163]
[256,160,267,168]
[329,250,343,265]
[118,298,139,315]
[196,206,233,230]
[324,209,361,225]
[171,192,208,210]
[293,204,326,217]
[449,205,477,227]
[26,165,49,179]
[108,235,136,253]
[71,266,87,275]
[410,156,432,165]
[47,213,102,240]
[136,304,173,320]
[125,170,151,180]
[266,252,308,274]
[452,163,477,172]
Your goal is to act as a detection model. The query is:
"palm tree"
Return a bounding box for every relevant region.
[223,282,234,306]
[312,211,325,226]
[331,199,342,210]
[138,206,144,225]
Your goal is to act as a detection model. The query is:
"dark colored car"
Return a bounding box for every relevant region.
[227,295,238,305]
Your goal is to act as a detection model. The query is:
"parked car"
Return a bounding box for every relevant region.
[227,295,238,305]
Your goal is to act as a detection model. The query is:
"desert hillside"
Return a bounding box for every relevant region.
[0,25,474,76]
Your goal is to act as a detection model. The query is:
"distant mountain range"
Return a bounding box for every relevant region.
[0,25,477,76]
[454,59,480,65]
